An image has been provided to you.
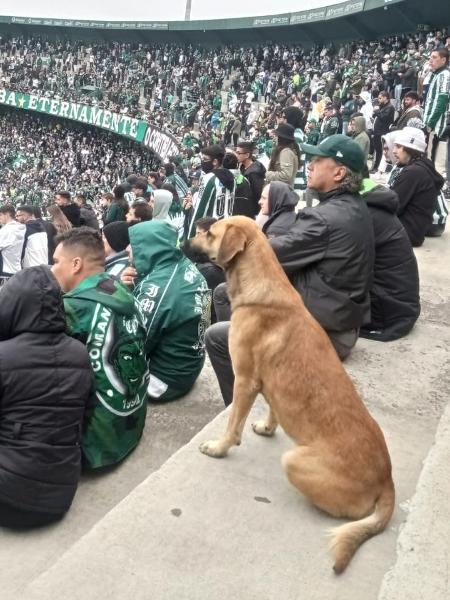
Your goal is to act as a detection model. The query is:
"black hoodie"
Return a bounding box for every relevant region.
[391,157,444,247]
[0,267,94,516]
[360,181,420,341]
[61,202,81,227]
[262,182,297,238]
[242,160,266,212]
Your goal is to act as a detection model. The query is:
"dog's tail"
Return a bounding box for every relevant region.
[328,479,395,574]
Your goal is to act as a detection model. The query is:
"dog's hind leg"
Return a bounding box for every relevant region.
[281,447,374,519]
[200,376,259,458]
[252,403,278,437]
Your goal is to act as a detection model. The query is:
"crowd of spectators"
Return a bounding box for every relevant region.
[1,29,449,149]
[0,108,159,205]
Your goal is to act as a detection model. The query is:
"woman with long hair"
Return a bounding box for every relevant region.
[47,203,73,263]
[48,203,72,235]
[265,123,301,186]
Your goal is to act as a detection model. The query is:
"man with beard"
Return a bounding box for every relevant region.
[395,92,423,130]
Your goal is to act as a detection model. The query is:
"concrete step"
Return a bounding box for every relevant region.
[17,234,450,600]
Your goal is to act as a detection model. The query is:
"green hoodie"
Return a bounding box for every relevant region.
[129,221,211,401]
[64,272,149,468]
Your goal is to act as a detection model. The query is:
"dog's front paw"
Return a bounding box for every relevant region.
[252,420,276,437]
[199,440,228,458]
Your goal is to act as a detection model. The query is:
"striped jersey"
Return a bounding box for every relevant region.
[294,127,307,195]
[187,172,235,238]
[423,67,450,137]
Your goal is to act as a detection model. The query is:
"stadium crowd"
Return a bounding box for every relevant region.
[0,24,449,528]
[1,29,450,148]
[0,108,159,205]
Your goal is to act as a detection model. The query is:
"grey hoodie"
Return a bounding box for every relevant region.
[352,116,370,160]
[152,190,173,220]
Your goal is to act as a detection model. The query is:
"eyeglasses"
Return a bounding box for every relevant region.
[235,151,249,155]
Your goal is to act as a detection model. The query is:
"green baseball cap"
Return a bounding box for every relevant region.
[301,134,366,173]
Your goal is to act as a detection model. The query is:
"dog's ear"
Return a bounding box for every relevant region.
[217,225,247,266]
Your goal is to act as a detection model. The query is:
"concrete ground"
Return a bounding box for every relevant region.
[2,233,450,600]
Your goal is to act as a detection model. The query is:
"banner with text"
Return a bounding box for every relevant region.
[0,89,181,161]
[142,124,181,163]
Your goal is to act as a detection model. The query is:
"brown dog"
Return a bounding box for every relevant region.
[190,216,395,573]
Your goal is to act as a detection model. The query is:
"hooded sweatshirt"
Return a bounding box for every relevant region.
[351,115,370,161]
[60,203,81,227]
[390,156,445,247]
[262,182,298,238]
[64,273,149,468]
[153,189,185,241]
[153,190,173,220]
[242,160,266,215]
[187,167,235,238]
[129,221,211,401]
[360,179,420,341]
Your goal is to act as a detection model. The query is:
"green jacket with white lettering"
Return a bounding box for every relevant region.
[129,220,211,402]
[63,273,149,469]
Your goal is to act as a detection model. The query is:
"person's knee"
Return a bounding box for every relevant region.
[213,282,231,321]
[213,282,229,305]
[205,321,230,354]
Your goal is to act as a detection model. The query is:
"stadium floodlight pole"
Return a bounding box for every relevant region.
[184,0,192,21]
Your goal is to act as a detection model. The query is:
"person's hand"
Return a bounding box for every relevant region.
[183,193,193,210]
[121,266,137,288]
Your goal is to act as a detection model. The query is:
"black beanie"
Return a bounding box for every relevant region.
[103,221,130,252]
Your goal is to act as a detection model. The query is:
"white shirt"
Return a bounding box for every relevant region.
[22,229,48,268]
[0,220,26,274]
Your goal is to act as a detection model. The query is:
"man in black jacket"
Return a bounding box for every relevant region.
[235,141,266,216]
[55,190,81,227]
[205,135,374,406]
[270,134,374,358]
[372,91,395,172]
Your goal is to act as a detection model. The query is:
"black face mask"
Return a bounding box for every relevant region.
[201,160,214,173]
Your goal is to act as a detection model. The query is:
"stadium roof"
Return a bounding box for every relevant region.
[0,0,449,43]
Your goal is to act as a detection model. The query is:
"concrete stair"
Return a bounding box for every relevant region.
[2,234,450,600]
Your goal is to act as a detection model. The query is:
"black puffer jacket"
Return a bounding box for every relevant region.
[360,182,420,341]
[0,267,94,515]
[262,181,297,238]
[270,189,374,332]
[391,157,445,247]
